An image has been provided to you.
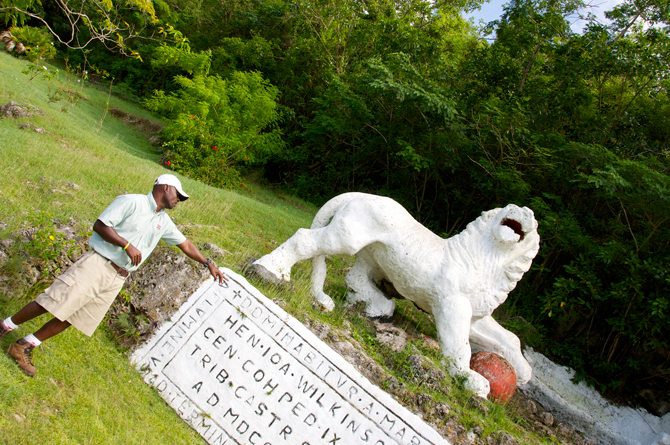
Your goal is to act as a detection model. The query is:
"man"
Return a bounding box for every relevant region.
[0,174,227,377]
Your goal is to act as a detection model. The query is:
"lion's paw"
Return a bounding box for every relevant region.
[249,263,285,284]
[313,291,335,312]
[515,359,533,385]
[464,370,491,399]
[251,257,291,283]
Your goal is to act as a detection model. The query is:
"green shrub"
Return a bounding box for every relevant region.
[9,26,56,62]
[24,210,78,264]
[145,48,285,188]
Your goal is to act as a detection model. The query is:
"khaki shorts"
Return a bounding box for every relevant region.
[36,250,127,337]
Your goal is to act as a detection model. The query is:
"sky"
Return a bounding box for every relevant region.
[463,0,626,34]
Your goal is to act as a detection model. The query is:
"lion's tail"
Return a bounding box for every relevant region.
[310,192,371,229]
[310,192,370,309]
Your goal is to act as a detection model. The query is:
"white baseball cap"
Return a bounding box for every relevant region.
[154,174,189,201]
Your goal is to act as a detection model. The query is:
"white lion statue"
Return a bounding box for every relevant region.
[251,192,540,398]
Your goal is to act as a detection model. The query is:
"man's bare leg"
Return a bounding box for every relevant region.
[8,301,48,324]
[1,301,48,339]
[6,300,71,340]
[33,317,71,341]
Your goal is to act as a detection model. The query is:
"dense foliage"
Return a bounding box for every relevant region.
[144,47,284,187]
[7,0,670,413]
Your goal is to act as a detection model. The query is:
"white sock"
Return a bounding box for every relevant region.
[23,334,42,347]
[2,316,18,330]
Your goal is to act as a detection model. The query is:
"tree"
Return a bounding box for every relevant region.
[0,0,186,59]
[144,47,285,187]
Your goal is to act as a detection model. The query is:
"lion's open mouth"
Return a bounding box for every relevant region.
[502,218,525,241]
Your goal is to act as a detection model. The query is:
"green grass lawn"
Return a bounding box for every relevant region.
[0,52,567,445]
[0,52,317,445]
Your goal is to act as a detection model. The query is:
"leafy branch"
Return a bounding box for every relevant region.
[0,0,188,59]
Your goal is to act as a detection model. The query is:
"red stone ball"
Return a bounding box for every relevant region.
[470,351,517,405]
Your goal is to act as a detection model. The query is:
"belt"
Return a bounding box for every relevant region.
[108,260,130,278]
[95,251,130,277]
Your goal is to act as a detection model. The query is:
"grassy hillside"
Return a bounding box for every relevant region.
[0,52,318,444]
[0,52,583,445]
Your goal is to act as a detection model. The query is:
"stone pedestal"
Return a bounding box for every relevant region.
[132,268,450,445]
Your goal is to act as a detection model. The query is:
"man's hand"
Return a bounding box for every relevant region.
[125,244,142,266]
[94,220,140,267]
[208,262,228,284]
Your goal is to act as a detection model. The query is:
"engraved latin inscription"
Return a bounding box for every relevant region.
[132,269,450,445]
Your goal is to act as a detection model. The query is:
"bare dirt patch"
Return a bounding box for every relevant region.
[109,106,164,137]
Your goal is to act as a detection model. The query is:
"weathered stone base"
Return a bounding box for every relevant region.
[132,268,451,445]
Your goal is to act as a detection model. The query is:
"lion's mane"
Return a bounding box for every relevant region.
[447,209,540,316]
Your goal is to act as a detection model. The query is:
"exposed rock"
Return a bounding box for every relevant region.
[558,423,575,438]
[421,335,440,351]
[109,107,164,135]
[385,376,407,396]
[416,392,433,408]
[0,31,11,44]
[433,401,451,419]
[0,221,6,231]
[202,242,229,259]
[404,353,449,392]
[55,225,77,240]
[409,354,424,374]
[330,339,387,385]
[487,432,517,445]
[272,298,287,308]
[26,266,40,286]
[0,239,12,249]
[540,412,555,427]
[20,124,47,134]
[0,249,7,265]
[107,246,210,346]
[0,101,41,118]
[375,321,407,352]
[123,247,209,323]
[65,182,82,191]
[19,227,38,243]
[441,418,466,443]
[534,420,551,436]
[307,320,331,341]
[469,395,490,414]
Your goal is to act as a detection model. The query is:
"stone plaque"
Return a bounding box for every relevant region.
[132,268,450,445]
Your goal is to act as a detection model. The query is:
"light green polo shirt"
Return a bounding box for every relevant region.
[89,192,187,272]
